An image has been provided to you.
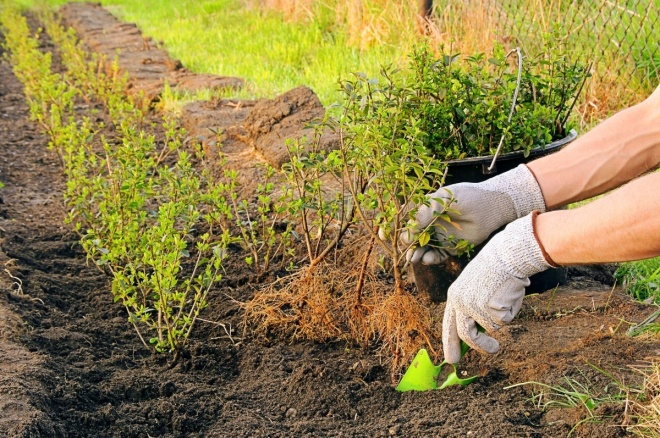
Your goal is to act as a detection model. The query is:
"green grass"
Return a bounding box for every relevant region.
[33,0,412,107]
[27,0,656,112]
[616,257,660,304]
[506,367,628,437]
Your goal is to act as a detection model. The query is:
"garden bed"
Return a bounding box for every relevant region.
[0,4,658,437]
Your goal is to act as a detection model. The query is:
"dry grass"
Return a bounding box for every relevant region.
[576,60,649,127]
[627,360,660,436]
[259,0,315,22]
[261,0,654,130]
[426,0,502,56]
[335,0,419,50]
[256,0,545,61]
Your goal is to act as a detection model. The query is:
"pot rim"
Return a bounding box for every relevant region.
[443,129,578,166]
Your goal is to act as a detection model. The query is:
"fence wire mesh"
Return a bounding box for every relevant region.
[425,0,657,120]
[496,0,660,87]
[487,0,659,94]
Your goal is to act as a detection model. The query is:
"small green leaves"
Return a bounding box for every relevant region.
[408,44,587,159]
[2,6,231,355]
[333,61,470,282]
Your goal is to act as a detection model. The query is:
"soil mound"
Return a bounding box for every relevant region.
[242,85,339,168]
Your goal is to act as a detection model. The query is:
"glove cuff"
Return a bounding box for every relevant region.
[484,164,546,218]
[531,210,559,268]
[495,213,553,278]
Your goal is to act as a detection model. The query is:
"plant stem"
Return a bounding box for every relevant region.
[355,232,376,304]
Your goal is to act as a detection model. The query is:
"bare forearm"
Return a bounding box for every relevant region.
[536,172,660,265]
[528,86,660,210]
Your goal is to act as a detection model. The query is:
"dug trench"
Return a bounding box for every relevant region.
[1,5,659,438]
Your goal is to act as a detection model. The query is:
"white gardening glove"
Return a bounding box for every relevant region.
[402,164,546,265]
[442,212,555,363]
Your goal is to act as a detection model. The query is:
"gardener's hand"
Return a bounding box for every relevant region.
[442,212,554,363]
[402,164,546,265]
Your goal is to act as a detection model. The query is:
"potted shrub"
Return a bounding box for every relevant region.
[338,43,590,302]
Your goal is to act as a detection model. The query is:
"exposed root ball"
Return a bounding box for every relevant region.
[243,260,440,380]
[368,289,439,380]
[243,267,345,342]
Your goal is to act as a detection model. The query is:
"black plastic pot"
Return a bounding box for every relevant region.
[414,129,577,303]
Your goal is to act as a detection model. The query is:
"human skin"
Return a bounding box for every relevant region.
[528,85,660,210]
[536,172,660,264]
[528,85,660,264]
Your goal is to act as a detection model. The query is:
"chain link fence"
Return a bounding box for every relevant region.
[487,0,659,95]
[422,0,658,117]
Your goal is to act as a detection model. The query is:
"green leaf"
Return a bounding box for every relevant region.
[418,232,431,247]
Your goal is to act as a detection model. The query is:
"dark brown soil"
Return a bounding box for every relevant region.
[1,5,659,438]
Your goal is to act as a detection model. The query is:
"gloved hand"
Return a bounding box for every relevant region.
[402,164,546,265]
[442,212,554,363]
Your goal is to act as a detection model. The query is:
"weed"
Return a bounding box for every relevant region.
[507,367,629,436]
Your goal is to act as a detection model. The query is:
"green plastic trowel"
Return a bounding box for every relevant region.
[396,342,478,392]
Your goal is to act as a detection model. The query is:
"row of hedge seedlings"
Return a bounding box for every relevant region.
[1,3,232,355]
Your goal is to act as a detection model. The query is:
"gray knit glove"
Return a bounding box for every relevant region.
[403,164,546,264]
[442,212,553,363]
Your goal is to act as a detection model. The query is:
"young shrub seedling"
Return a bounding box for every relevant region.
[2,7,234,355]
[242,118,363,343]
[332,67,472,372]
[220,164,293,276]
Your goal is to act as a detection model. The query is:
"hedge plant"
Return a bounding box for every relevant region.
[354,43,590,162]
